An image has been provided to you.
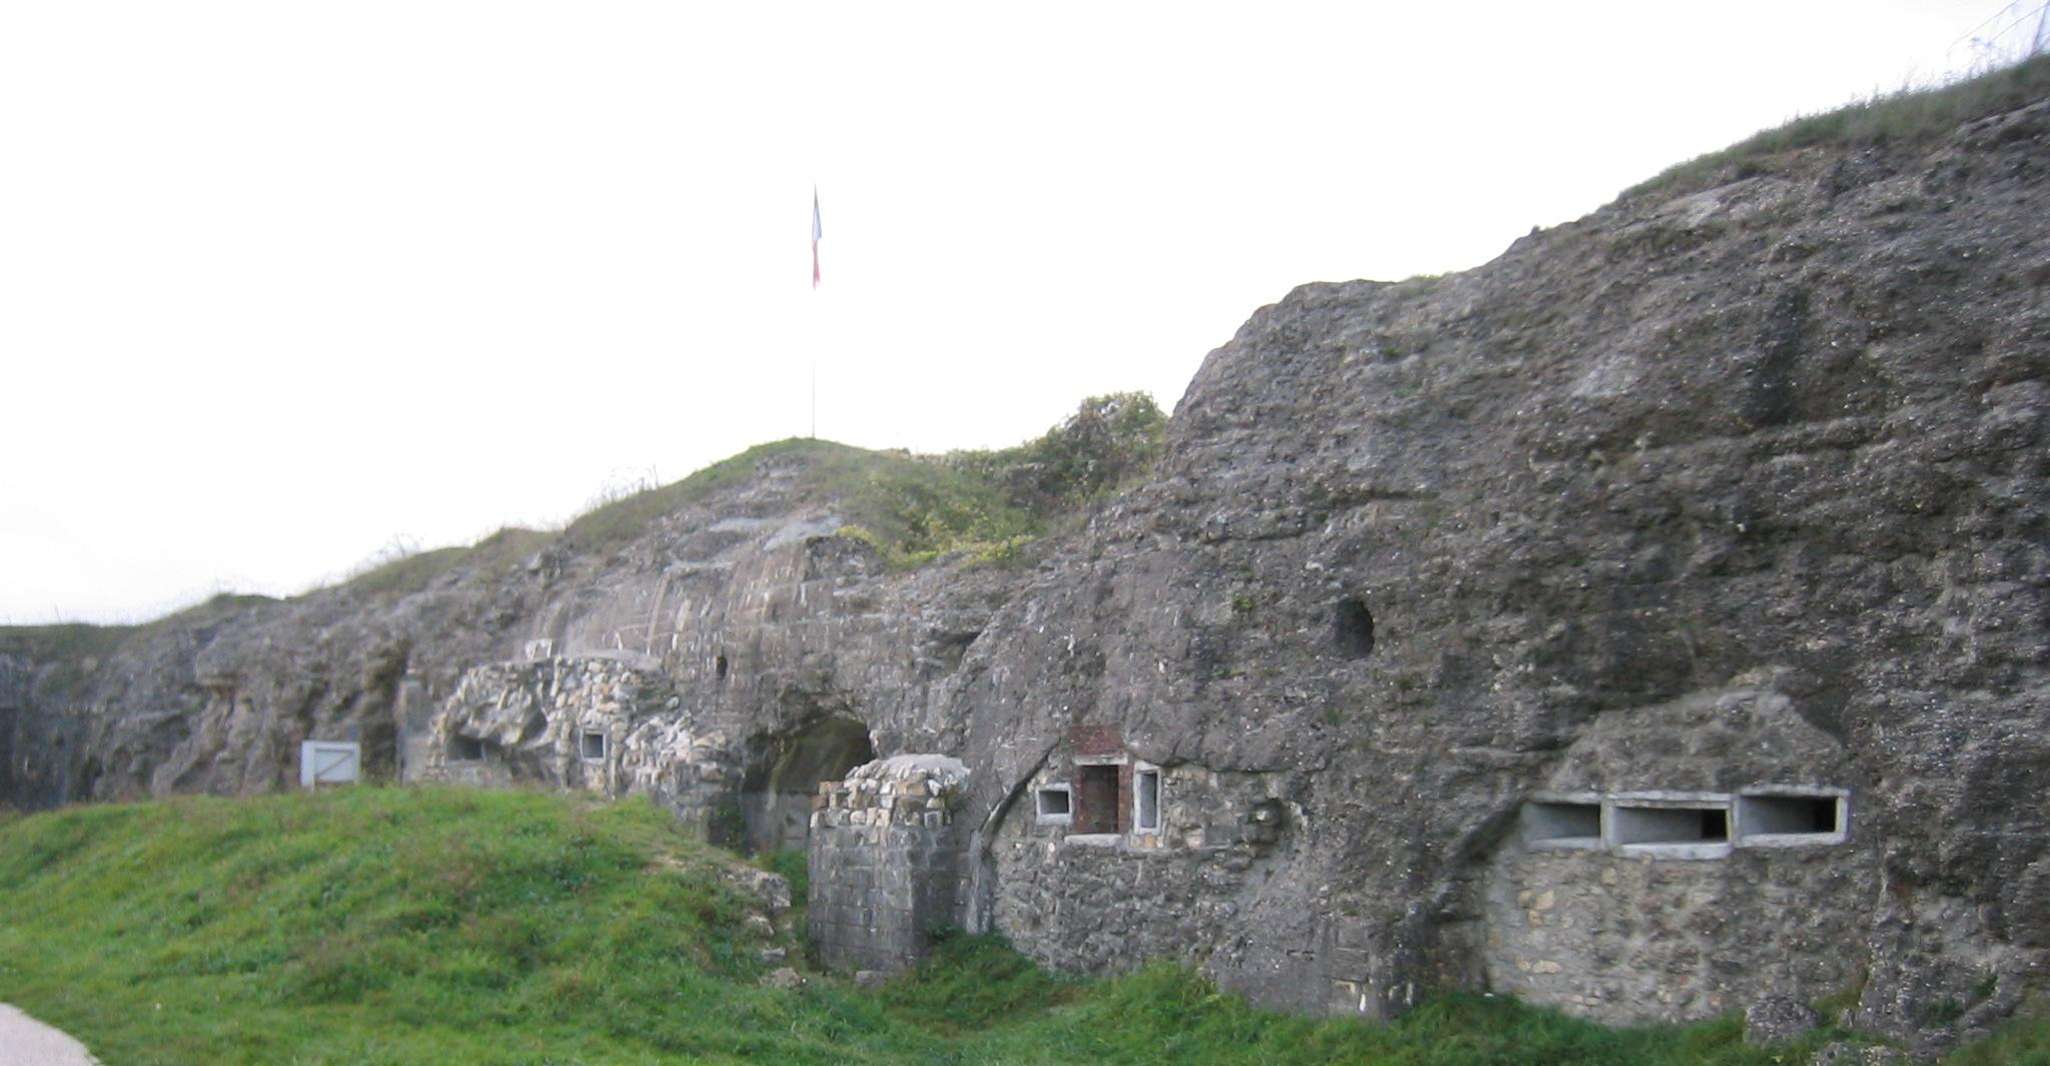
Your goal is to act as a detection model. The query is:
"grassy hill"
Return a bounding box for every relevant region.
[338,393,1166,599]
[5,787,2038,1065]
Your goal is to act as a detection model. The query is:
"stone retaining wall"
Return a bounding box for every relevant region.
[411,656,740,833]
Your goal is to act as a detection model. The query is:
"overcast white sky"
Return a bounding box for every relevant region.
[2,1,2036,623]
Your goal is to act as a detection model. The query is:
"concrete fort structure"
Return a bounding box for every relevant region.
[6,81,2050,1060]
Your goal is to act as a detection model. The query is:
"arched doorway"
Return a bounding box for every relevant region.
[739,717,875,854]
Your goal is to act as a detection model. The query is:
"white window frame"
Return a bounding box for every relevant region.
[1035,784,1073,826]
[1132,763,1162,835]
[579,730,608,762]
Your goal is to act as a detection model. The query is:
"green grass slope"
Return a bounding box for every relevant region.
[0,788,919,1065]
[8,787,2026,1066]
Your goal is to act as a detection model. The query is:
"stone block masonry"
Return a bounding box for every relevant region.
[991,757,1302,978]
[809,755,969,973]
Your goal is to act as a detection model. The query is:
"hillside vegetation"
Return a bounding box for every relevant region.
[1630,52,2050,197]
[0,594,280,661]
[0,394,1166,649]
[4,787,2034,1065]
[346,391,1168,597]
[561,391,1166,567]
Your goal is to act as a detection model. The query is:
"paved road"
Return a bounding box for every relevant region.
[0,1004,97,1065]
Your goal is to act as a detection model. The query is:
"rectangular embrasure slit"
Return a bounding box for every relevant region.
[1610,803,1729,847]
[1523,800,1602,848]
[1737,792,1846,844]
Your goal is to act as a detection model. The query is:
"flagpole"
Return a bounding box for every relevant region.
[810,184,822,440]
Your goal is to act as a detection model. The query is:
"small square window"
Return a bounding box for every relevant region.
[449,735,485,762]
[580,731,607,761]
[1036,786,1072,824]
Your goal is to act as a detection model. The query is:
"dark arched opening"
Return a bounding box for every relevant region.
[1334,597,1376,659]
[739,717,875,854]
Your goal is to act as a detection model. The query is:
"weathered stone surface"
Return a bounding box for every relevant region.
[5,86,2049,1055]
[1747,995,1822,1046]
[1812,1043,1910,1066]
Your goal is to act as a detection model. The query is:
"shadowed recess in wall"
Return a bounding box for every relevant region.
[740,717,875,854]
[1333,598,1376,659]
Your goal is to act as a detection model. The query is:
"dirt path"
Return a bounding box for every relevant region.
[0,1004,97,1065]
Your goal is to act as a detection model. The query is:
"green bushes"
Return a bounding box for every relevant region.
[946,391,1168,518]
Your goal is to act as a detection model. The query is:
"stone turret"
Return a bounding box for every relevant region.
[808,754,970,973]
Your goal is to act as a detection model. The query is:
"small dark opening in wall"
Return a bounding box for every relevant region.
[1523,800,1602,846]
[715,653,729,681]
[1333,598,1376,659]
[580,731,607,761]
[1612,803,1729,846]
[1036,788,1072,819]
[449,735,485,762]
[1741,794,1842,836]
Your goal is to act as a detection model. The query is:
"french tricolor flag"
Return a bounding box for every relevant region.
[811,187,822,289]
